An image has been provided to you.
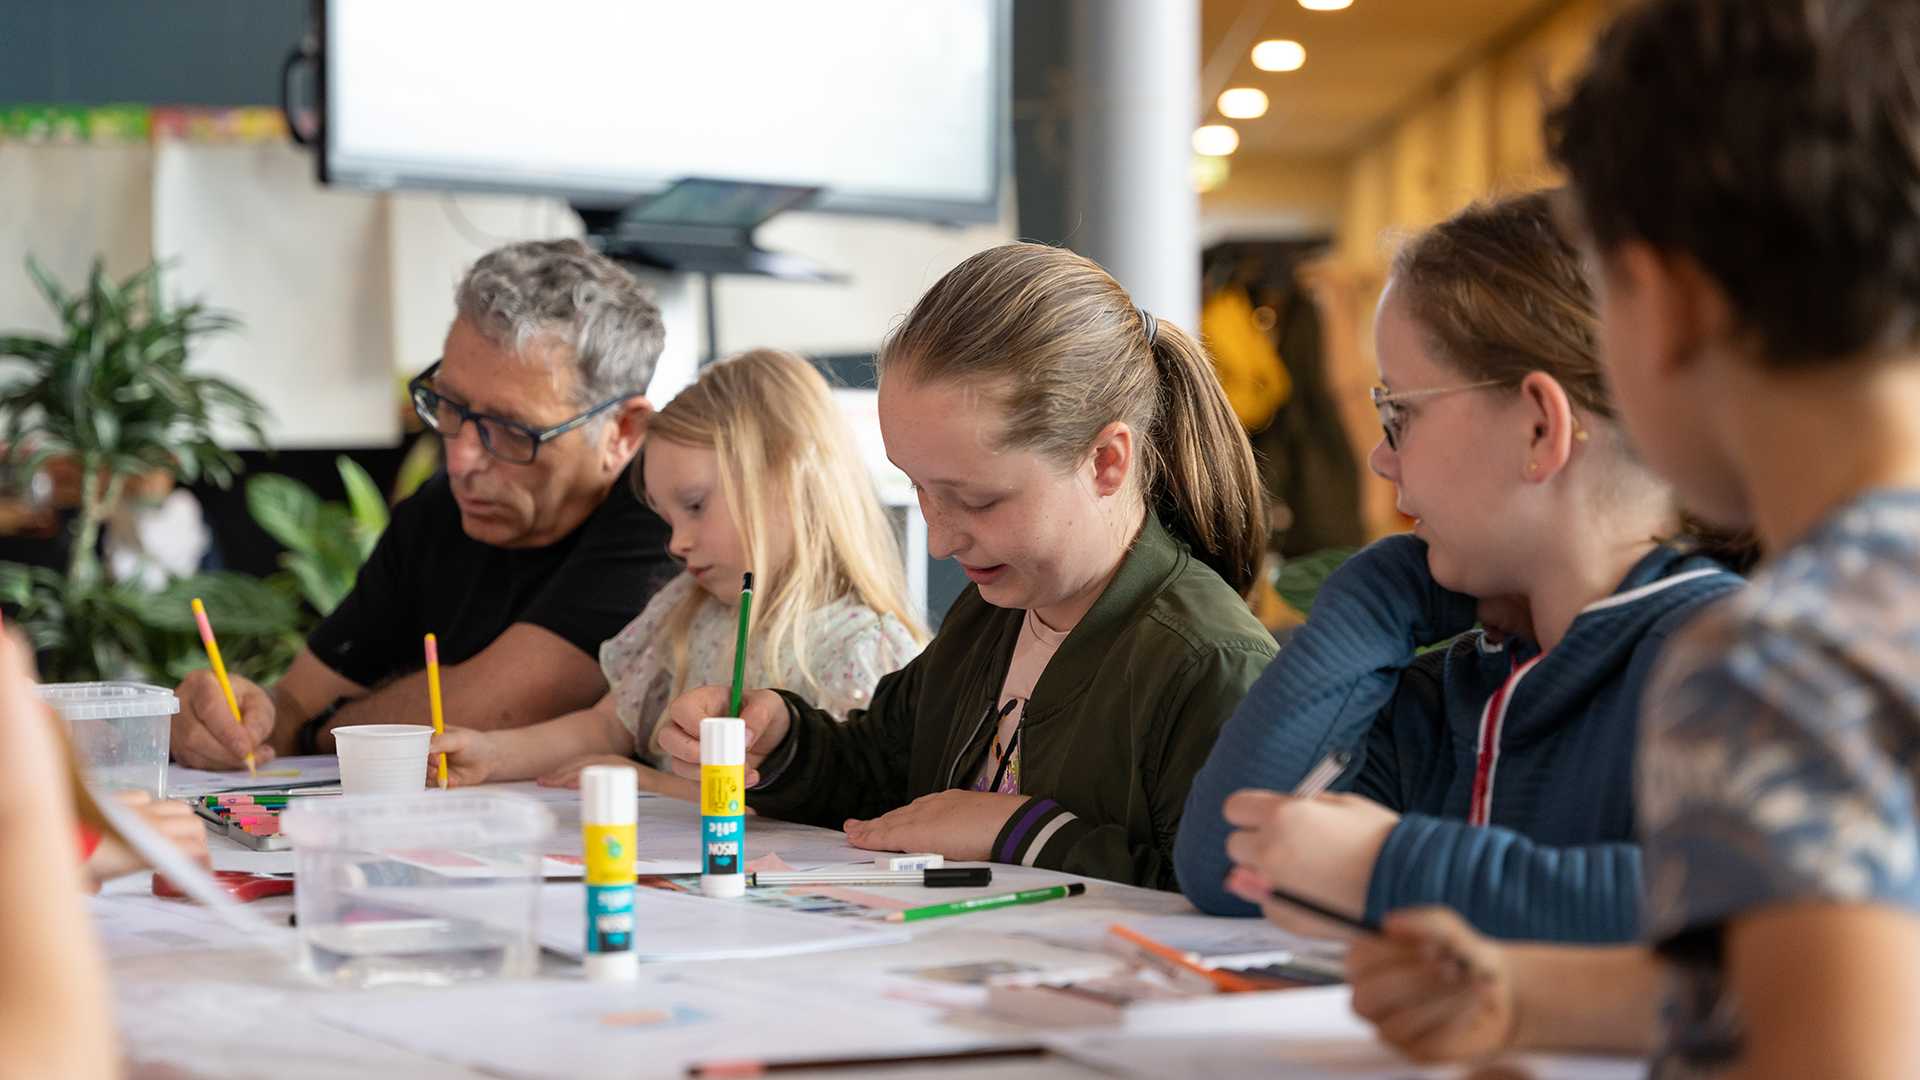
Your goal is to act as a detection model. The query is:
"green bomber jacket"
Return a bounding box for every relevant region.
[747,512,1277,890]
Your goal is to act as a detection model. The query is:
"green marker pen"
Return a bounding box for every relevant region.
[884,882,1085,923]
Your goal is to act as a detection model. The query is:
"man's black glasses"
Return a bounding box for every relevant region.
[408,360,630,466]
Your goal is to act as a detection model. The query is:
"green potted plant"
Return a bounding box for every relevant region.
[247,454,390,618]
[0,257,297,682]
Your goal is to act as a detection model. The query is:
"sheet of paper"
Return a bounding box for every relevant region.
[167,754,341,797]
[633,858,702,875]
[383,848,548,878]
[472,779,661,805]
[538,812,875,872]
[312,973,1005,1080]
[87,891,293,959]
[1117,985,1374,1038]
[1049,1030,1646,1080]
[538,882,909,961]
[754,838,876,870]
[542,856,705,877]
[1017,911,1348,966]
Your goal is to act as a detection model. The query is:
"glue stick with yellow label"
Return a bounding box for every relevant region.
[581,764,638,980]
[700,717,747,898]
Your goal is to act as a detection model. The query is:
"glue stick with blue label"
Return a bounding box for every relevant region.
[700,716,747,898]
[581,764,638,980]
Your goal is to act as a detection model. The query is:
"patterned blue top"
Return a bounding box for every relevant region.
[1640,490,1920,1078]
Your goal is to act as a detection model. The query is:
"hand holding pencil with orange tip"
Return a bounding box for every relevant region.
[190,598,256,777]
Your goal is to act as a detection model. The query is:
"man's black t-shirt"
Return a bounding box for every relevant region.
[306,463,675,688]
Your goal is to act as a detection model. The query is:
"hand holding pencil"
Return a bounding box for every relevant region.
[657,685,789,785]
[425,634,446,790]
[1219,748,1397,939]
[1345,905,1512,1061]
[187,599,267,775]
[171,669,276,771]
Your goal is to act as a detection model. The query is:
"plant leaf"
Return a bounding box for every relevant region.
[337,454,389,553]
[245,473,322,554]
[1273,547,1358,616]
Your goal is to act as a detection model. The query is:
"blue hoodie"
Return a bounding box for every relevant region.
[1175,533,1742,942]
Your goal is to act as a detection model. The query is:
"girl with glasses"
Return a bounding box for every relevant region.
[430,349,927,795]
[1177,192,1747,943]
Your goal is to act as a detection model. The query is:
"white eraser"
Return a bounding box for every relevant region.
[876,854,944,871]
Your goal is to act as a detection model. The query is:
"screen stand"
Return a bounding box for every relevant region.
[577,177,847,366]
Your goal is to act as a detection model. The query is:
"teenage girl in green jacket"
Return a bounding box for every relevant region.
[659,244,1276,890]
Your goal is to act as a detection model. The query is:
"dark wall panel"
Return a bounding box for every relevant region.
[0,0,305,105]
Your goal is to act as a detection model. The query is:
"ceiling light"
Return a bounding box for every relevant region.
[1217,88,1269,119]
[1251,39,1306,71]
[1299,0,1353,10]
[1192,125,1240,156]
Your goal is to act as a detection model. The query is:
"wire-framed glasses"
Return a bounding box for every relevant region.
[1370,380,1502,451]
[408,360,630,466]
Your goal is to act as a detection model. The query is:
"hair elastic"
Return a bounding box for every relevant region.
[1136,306,1158,348]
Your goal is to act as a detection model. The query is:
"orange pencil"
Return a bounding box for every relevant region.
[1105,924,1265,993]
[425,633,446,789]
[190,598,256,777]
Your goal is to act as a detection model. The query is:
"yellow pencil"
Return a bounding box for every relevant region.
[190,598,256,777]
[425,633,446,789]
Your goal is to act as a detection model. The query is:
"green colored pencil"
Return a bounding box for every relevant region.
[884,882,1085,923]
[730,572,753,717]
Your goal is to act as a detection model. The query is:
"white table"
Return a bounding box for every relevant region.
[105,789,1604,1080]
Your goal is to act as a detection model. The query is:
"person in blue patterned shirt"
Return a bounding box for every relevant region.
[1339,2,1920,1077]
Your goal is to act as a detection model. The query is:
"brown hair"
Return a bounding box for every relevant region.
[1391,191,1608,415]
[1394,192,1759,570]
[880,244,1265,594]
[1547,0,1920,367]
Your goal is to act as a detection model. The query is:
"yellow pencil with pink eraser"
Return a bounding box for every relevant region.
[190,598,256,777]
[426,633,446,789]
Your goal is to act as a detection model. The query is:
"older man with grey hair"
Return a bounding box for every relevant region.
[171,239,677,768]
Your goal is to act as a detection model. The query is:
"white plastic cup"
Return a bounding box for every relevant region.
[333,724,434,795]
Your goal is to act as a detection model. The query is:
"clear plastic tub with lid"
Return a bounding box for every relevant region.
[280,790,553,989]
[32,681,179,799]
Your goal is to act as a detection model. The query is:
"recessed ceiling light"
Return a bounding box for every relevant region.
[1251,40,1306,72]
[1192,125,1240,156]
[1218,88,1269,119]
[1299,0,1353,10]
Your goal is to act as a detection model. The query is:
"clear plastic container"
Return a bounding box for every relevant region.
[280,791,553,990]
[33,682,179,799]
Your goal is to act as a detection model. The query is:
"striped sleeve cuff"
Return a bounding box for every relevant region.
[993,796,1089,868]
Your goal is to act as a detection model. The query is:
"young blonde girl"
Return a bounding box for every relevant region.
[434,348,926,791]
[657,244,1278,890]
